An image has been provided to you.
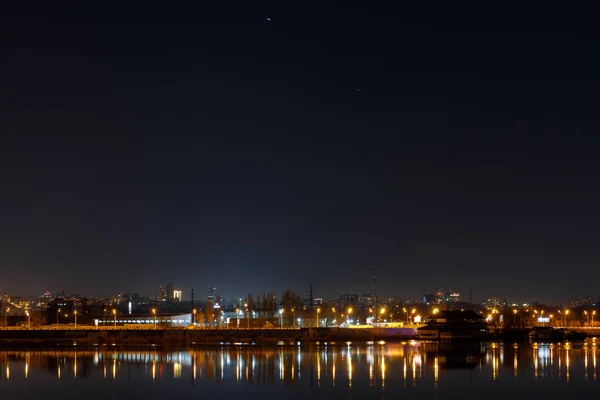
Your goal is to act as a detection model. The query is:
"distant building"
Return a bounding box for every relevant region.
[487,297,501,308]
[38,291,53,310]
[336,294,358,310]
[568,299,580,308]
[423,293,436,304]
[156,286,166,302]
[358,293,377,307]
[448,292,460,303]
[173,290,183,302]
[208,287,216,300]
[166,283,174,301]
[423,290,460,305]
[583,297,595,307]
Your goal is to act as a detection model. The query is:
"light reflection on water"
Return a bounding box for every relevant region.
[0,341,597,398]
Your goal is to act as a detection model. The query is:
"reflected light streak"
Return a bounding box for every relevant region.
[112,359,116,380]
[317,353,321,386]
[566,348,570,382]
[347,350,352,388]
[513,351,518,377]
[25,361,29,379]
[434,356,439,387]
[332,352,336,387]
[492,348,498,380]
[221,352,224,380]
[593,346,597,381]
[152,361,156,381]
[279,352,284,381]
[381,355,385,387]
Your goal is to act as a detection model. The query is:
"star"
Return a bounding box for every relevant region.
[266,17,271,22]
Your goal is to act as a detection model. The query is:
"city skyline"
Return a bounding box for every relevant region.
[3,3,600,301]
[1,280,599,307]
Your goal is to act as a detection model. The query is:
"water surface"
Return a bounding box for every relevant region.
[0,340,597,399]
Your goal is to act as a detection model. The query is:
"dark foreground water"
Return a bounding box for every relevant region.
[0,340,598,399]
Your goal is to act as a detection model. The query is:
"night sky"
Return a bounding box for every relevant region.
[2,2,600,303]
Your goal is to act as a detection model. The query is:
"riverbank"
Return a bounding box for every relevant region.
[0,327,410,347]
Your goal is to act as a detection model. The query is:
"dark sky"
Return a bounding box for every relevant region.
[2,1,600,304]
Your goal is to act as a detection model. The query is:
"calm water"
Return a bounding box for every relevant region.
[0,341,598,399]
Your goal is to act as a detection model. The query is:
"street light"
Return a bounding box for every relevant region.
[74,311,78,330]
[593,311,597,327]
[26,311,30,329]
[379,307,386,322]
[245,303,249,329]
[192,309,197,326]
[512,309,518,325]
[112,309,117,329]
[152,309,157,330]
[57,308,61,325]
[565,309,570,327]
[316,308,321,328]
[5,307,9,328]
[279,309,284,329]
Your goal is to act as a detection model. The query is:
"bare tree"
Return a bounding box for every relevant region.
[205,298,214,327]
[215,295,222,326]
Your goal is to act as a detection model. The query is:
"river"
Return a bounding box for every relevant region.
[0,340,597,399]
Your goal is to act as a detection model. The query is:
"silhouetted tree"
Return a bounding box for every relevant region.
[215,295,222,326]
[205,298,214,327]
